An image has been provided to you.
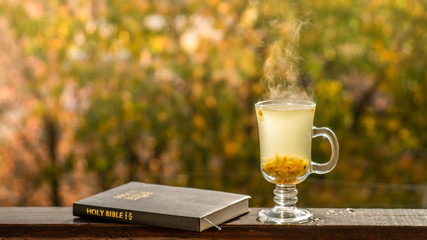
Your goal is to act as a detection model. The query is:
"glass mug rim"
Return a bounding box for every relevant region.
[255,98,316,110]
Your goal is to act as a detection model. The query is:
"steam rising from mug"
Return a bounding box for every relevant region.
[261,19,314,101]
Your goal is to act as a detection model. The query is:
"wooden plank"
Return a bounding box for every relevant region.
[3,207,424,227]
[228,208,427,226]
[0,207,425,239]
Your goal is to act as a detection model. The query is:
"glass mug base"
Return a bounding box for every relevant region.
[258,206,312,224]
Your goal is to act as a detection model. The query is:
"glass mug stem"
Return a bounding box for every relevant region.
[274,185,297,207]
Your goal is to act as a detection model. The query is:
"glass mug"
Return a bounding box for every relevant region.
[255,99,339,224]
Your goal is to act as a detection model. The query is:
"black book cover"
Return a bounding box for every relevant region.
[73,182,250,232]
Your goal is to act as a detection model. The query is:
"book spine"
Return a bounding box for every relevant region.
[73,203,136,224]
[73,203,200,231]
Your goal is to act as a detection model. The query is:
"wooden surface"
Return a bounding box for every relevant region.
[0,207,426,239]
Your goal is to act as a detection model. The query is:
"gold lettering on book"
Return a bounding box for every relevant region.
[113,189,153,200]
[85,208,134,221]
[86,208,104,216]
[105,210,123,219]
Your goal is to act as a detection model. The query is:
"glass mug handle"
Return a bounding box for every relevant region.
[311,127,339,174]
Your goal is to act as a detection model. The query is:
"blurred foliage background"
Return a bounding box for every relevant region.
[0,0,426,208]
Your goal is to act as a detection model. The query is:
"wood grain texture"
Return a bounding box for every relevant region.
[0,207,426,239]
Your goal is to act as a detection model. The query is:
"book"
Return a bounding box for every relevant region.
[73,181,250,232]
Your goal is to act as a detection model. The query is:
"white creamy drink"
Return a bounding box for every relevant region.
[255,99,315,184]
